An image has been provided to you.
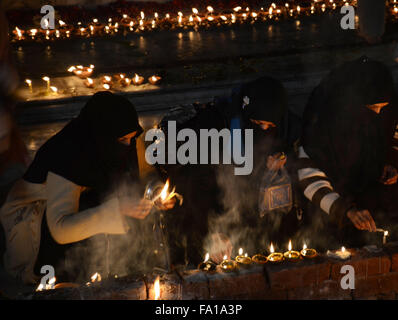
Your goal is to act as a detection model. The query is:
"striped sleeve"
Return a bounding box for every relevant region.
[297,146,353,225]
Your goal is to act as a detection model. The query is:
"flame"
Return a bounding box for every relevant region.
[140,11,145,20]
[154,276,160,300]
[341,246,346,253]
[288,240,292,251]
[50,86,58,93]
[223,255,228,260]
[208,16,214,21]
[252,12,258,18]
[192,8,199,15]
[270,243,274,253]
[30,29,38,36]
[59,20,66,27]
[42,76,50,82]
[233,6,242,12]
[103,84,110,90]
[221,15,227,21]
[189,16,194,22]
[104,76,111,82]
[77,65,83,69]
[160,179,170,201]
[238,248,243,256]
[25,79,32,85]
[269,7,273,15]
[207,6,214,13]
[303,243,307,250]
[91,272,102,282]
[48,277,56,285]
[385,231,389,236]
[36,283,44,292]
[244,253,248,257]
[155,12,159,19]
[87,78,93,85]
[204,253,209,262]
[151,75,158,82]
[68,66,76,72]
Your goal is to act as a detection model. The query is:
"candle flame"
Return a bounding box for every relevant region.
[385,231,389,236]
[36,283,44,292]
[238,248,243,256]
[244,253,248,257]
[207,6,214,13]
[50,86,58,93]
[204,253,209,262]
[303,243,307,250]
[154,276,160,300]
[233,6,242,12]
[140,11,145,20]
[221,15,227,21]
[48,277,56,285]
[341,246,346,253]
[192,8,199,15]
[270,243,274,253]
[59,20,66,27]
[25,79,32,85]
[87,78,93,85]
[104,76,111,82]
[134,73,140,83]
[103,84,110,90]
[91,272,102,282]
[223,255,228,260]
[288,240,292,251]
[160,179,170,201]
[42,76,50,82]
[208,16,214,21]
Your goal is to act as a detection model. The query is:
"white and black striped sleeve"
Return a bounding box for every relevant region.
[297,146,354,223]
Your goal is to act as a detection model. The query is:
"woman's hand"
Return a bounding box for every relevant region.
[119,197,153,220]
[266,153,287,171]
[154,197,177,211]
[347,208,376,232]
[380,165,398,185]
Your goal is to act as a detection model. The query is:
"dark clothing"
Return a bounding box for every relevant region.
[159,77,302,264]
[299,57,398,245]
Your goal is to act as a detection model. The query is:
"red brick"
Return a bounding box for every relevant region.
[288,280,352,300]
[180,270,210,300]
[353,273,398,299]
[266,259,331,290]
[391,253,398,272]
[331,250,391,281]
[207,267,268,299]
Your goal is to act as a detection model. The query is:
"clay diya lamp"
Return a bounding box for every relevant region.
[132,73,145,86]
[198,253,217,272]
[267,243,284,264]
[284,240,301,262]
[235,248,252,268]
[148,75,162,85]
[220,255,237,272]
[300,244,318,259]
[252,254,268,264]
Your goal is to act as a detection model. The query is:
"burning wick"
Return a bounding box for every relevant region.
[91,272,102,283]
[220,254,236,272]
[235,247,252,266]
[132,73,144,86]
[148,75,161,85]
[103,83,111,90]
[267,243,284,263]
[284,240,300,262]
[154,276,160,300]
[25,79,32,93]
[50,86,58,94]
[198,252,216,272]
[376,228,389,245]
[300,243,317,259]
[327,246,351,260]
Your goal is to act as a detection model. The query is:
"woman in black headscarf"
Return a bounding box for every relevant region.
[297,57,398,247]
[0,91,173,283]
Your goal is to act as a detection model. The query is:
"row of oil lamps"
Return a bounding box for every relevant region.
[199,230,389,272]
[12,1,398,43]
[24,65,162,96]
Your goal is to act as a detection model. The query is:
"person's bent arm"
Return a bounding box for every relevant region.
[46,172,130,244]
[297,146,376,231]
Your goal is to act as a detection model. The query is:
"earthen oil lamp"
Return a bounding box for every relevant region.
[73,65,94,79]
[102,75,113,85]
[13,27,24,41]
[267,243,284,264]
[121,77,131,87]
[102,83,112,90]
[284,240,301,262]
[220,255,236,272]
[198,253,217,272]
[327,246,351,261]
[148,75,162,85]
[84,78,95,88]
[132,73,145,86]
[252,253,268,264]
[235,248,252,267]
[376,228,389,245]
[300,243,318,259]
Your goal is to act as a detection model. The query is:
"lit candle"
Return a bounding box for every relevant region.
[42,76,50,92]
[25,79,32,93]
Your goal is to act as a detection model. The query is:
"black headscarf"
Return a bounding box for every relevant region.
[302,57,398,196]
[229,76,289,172]
[24,91,143,195]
